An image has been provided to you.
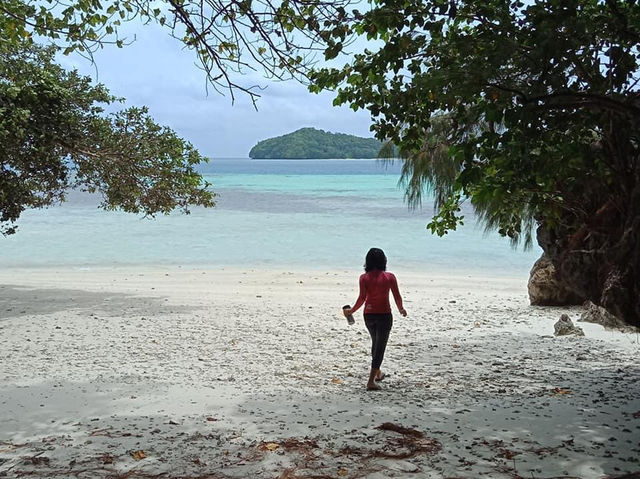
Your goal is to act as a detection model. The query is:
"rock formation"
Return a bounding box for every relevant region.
[529,215,640,328]
[554,314,584,337]
[528,254,584,306]
[579,301,635,332]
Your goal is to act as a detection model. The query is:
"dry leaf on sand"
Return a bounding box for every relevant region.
[130,450,147,461]
[258,442,280,452]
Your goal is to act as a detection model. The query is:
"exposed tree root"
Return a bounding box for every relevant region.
[338,422,442,460]
[376,422,425,438]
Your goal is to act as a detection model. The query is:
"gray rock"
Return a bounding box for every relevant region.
[554,314,585,336]
[578,300,630,331]
[528,254,584,306]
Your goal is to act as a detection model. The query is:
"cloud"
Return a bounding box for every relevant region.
[58,21,374,157]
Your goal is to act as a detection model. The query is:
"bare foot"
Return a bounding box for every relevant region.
[375,372,386,382]
[366,383,381,391]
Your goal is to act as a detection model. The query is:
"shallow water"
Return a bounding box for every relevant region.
[1,159,540,275]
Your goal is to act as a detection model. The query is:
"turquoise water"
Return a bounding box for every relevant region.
[211,174,401,198]
[0,159,541,275]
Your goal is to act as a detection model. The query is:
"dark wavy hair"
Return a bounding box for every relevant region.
[364,248,387,272]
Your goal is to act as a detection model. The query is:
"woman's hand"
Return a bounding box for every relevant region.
[342,307,353,317]
[399,308,407,317]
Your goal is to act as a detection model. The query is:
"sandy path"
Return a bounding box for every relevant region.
[0,267,639,478]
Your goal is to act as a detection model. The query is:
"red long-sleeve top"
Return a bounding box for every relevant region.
[350,270,403,314]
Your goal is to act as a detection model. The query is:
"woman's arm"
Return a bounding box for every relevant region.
[349,274,367,314]
[390,274,407,316]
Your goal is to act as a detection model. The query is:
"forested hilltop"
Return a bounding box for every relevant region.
[249,128,384,159]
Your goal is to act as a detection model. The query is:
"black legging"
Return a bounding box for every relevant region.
[364,313,393,370]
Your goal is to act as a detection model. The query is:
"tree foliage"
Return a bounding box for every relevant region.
[0,0,352,104]
[0,44,215,235]
[249,127,384,159]
[310,0,640,245]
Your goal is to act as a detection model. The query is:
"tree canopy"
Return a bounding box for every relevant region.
[0,43,216,235]
[310,0,639,241]
[0,0,351,104]
[306,0,640,325]
[0,0,240,235]
[249,127,384,159]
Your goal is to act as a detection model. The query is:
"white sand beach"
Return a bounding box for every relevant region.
[1,267,639,478]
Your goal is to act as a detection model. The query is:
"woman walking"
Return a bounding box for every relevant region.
[343,248,407,391]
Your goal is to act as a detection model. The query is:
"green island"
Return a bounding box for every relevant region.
[248,127,385,159]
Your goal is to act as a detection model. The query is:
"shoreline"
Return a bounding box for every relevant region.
[0,264,533,284]
[1,267,638,478]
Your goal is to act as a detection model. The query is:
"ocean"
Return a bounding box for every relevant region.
[1,159,541,276]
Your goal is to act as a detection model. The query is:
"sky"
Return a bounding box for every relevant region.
[59,22,374,159]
